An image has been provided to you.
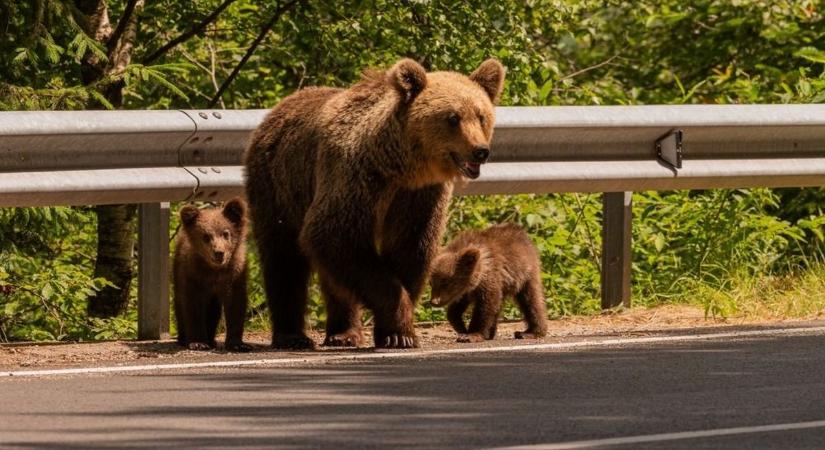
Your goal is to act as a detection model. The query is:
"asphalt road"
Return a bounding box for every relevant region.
[4,329,825,449]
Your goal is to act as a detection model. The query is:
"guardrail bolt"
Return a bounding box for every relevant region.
[212,112,222,119]
[198,112,208,119]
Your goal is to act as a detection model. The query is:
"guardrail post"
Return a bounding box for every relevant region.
[601,192,632,309]
[138,202,171,340]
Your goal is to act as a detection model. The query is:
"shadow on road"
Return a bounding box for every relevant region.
[6,333,825,448]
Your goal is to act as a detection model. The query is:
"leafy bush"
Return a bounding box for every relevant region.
[2,0,825,341]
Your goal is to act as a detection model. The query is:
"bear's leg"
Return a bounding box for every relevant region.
[224,270,252,352]
[460,291,502,343]
[514,275,548,339]
[182,292,212,351]
[446,296,471,334]
[321,276,363,347]
[308,243,415,348]
[303,200,417,349]
[173,285,187,347]
[256,229,314,350]
[381,185,452,301]
[205,295,221,349]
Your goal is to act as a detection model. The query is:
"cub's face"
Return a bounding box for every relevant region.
[387,58,506,184]
[179,198,247,269]
[429,246,484,307]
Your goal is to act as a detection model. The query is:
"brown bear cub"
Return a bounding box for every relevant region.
[429,223,548,343]
[173,198,251,352]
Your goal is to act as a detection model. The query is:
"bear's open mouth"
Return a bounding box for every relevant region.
[450,153,481,179]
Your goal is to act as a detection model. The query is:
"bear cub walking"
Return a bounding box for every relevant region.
[429,223,548,342]
[173,198,251,351]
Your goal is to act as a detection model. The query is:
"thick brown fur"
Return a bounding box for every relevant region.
[244,58,506,349]
[430,223,548,342]
[173,198,250,352]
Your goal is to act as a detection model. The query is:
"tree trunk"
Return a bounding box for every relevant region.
[88,204,138,317]
[77,0,145,318]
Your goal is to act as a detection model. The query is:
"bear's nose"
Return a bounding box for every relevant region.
[213,250,225,261]
[472,147,490,163]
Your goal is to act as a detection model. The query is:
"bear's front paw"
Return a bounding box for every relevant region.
[272,333,316,350]
[514,330,546,340]
[375,332,419,349]
[225,341,254,352]
[323,330,364,348]
[456,333,485,343]
[187,342,213,351]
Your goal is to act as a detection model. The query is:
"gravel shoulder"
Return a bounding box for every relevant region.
[2,305,822,372]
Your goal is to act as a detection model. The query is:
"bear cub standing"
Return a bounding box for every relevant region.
[173,198,251,351]
[429,223,548,342]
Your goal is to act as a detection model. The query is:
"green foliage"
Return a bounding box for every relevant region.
[0,207,133,340]
[2,0,825,341]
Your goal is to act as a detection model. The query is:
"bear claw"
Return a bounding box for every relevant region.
[272,333,316,350]
[376,333,418,349]
[514,331,545,340]
[456,333,485,343]
[323,331,364,347]
[225,341,253,352]
[187,342,213,351]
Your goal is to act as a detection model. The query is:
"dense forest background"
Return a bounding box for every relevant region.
[1,0,824,341]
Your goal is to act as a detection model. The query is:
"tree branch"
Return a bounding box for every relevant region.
[142,0,238,65]
[207,0,302,108]
[107,0,139,55]
[559,54,621,81]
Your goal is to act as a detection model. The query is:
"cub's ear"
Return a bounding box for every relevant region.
[222,197,247,226]
[457,246,481,271]
[469,58,506,104]
[387,58,427,103]
[180,205,200,227]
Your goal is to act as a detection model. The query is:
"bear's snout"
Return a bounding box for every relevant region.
[472,146,490,163]
[213,250,225,263]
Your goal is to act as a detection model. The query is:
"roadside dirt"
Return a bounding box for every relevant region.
[1,305,821,372]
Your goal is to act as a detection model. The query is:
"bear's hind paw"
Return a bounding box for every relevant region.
[514,330,546,340]
[272,333,316,350]
[323,331,364,348]
[225,341,254,352]
[456,333,485,343]
[187,342,213,351]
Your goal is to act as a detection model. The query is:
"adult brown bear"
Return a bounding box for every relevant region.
[244,58,505,349]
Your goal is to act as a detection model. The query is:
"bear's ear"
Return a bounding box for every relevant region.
[222,197,247,227]
[387,58,427,103]
[457,247,481,271]
[469,58,506,104]
[179,205,200,227]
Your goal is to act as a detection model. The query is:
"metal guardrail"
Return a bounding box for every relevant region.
[2,105,825,339]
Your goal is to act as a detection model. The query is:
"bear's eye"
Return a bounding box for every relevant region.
[478,115,486,126]
[222,230,231,240]
[446,113,460,128]
[202,234,212,244]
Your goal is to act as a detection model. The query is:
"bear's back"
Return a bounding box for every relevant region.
[244,86,343,227]
[452,223,540,295]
